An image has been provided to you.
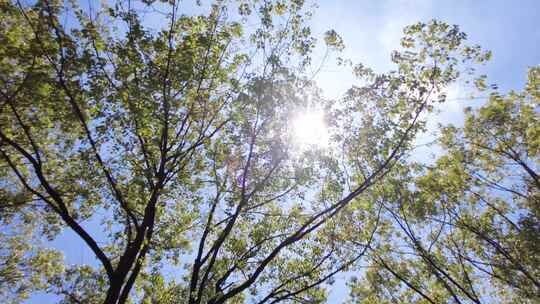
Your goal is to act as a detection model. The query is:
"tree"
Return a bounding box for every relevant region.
[347,67,539,303]
[0,0,491,303]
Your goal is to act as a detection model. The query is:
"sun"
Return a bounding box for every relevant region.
[291,109,329,148]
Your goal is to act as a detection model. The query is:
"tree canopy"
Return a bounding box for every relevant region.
[0,0,537,303]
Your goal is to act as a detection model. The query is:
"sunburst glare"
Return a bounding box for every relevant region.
[291,109,329,149]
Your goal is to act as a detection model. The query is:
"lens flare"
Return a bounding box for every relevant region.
[291,109,329,148]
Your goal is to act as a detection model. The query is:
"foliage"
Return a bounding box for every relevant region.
[2,0,529,303]
[347,67,539,303]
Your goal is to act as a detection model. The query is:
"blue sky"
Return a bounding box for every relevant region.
[311,0,539,97]
[26,0,539,303]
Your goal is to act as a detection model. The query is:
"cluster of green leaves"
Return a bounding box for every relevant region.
[347,67,539,303]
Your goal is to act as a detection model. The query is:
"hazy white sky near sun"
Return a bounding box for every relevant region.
[27,1,540,303]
